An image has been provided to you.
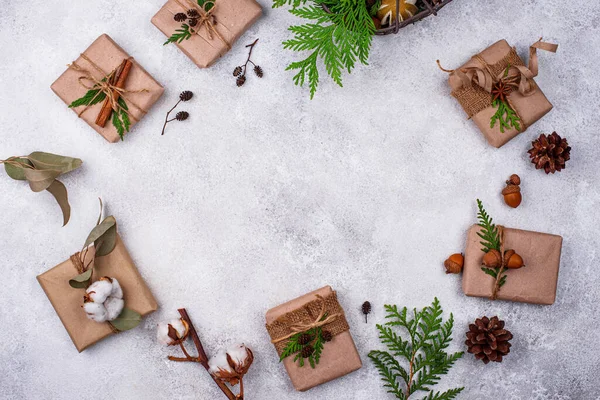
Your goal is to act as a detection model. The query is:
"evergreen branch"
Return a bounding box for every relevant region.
[476,199,500,253]
[490,99,521,133]
[68,87,106,109]
[164,24,193,45]
[370,299,464,399]
[313,327,325,364]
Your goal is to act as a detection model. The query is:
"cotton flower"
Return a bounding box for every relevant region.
[208,344,254,385]
[157,318,189,346]
[83,277,124,323]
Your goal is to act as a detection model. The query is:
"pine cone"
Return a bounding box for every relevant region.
[297,333,313,345]
[528,132,571,174]
[301,345,314,358]
[187,9,200,18]
[233,66,243,77]
[466,316,512,364]
[179,91,193,102]
[175,111,189,121]
[174,12,187,22]
[188,18,198,27]
[322,330,333,342]
[253,65,263,78]
[236,75,246,87]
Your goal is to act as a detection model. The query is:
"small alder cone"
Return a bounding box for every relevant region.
[298,333,313,345]
[444,253,464,274]
[83,276,124,323]
[466,316,512,364]
[502,174,522,208]
[208,344,254,386]
[301,345,315,358]
[157,318,190,346]
[322,330,333,342]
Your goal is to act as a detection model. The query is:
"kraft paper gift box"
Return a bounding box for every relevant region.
[37,235,158,352]
[462,225,563,305]
[152,0,262,68]
[265,286,362,391]
[51,34,164,143]
[446,39,557,148]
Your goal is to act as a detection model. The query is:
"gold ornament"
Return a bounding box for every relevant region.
[377,0,419,25]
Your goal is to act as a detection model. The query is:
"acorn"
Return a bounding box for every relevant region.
[482,249,502,269]
[444,253,464,274]
[504,249,525,269]
[502,174,522,208]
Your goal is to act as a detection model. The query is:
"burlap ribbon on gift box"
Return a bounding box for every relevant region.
[439,39,558,131]
[266,292,349,355]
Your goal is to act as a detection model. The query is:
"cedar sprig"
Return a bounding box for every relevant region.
[164,0,215,45]
[368,298,464,400]
[279,314,327,368]
[476,199,500,253]
[233,39,263,87]
[161,91,193,135]
[490,65,521,133]
[476,200,507,288]
[274,0,376,98]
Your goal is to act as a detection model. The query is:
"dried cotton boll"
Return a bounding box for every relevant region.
[227,344,250,366]
[208,348,233,375]
[157,318,189,346]
[209,344,254,385]
[104,296,125,320]
[83,301,108,322]
[85,279,113,303]
[110,278,123,299]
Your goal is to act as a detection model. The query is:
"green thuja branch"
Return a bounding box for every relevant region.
[69,89,130,141]
[369,299,464,400]
[279,314,327,368]
[490,99,521,133]
[164,0,214,45]
[476,199,500,253]
[274,0,376,98]
[164,24,193,45]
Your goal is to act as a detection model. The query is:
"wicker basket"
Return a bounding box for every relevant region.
[375,0,454,35]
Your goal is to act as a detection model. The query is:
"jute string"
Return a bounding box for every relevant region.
[266,293,349,355]
[437,39,558,130]
[173,0,231,50]
[491,226,505,301]
[68,54,149,121]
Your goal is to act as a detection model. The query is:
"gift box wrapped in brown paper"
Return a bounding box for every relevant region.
[51,34,164,143]
[152,0,262,68]
[37,235,158,352]
[463,225,563,305]
[445,39,558,148]
[265,286,362,392]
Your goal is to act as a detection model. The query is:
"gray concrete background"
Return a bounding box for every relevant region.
[1,0,599,399]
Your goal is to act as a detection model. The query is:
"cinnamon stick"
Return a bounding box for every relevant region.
[177,308,237,400]
[95,58,133,128]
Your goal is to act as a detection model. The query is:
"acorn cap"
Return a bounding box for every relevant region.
[502,184,521,195]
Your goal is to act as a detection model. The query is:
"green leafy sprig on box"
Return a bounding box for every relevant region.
[368,298,464,400]
[476,199,507,287]
[273,0,378,98]
[490,66,522,133]
[1,152,82,225]
[164,0,215,45]
[279,314,327,368]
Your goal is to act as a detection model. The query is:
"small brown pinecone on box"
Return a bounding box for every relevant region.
[301,345,314,358]
[466,316,512,364]
[528,132,571,174]
[298,333,313,345]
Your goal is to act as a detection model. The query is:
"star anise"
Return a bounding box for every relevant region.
[491,80,512,103]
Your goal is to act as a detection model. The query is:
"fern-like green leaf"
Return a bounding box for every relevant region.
[476,199,500,253]
[370,299,464,399]
[68,88,106,109]
[164,24,193,45]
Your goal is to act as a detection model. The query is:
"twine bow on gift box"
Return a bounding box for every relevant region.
[437,38,558,133]
[172,0,231,50]
[68,55,149,139]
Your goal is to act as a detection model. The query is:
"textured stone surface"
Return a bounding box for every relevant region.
[1,0,599,399]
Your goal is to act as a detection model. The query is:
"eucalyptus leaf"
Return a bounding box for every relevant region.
[83,216,117,256]
[46,179,71,226]
[4,158,33,180]
[23,168,62,192]
[68,268,93,289]
[28,152,82,174]
[109,308,142,332]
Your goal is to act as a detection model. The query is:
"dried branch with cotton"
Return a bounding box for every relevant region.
[157,309,254,400]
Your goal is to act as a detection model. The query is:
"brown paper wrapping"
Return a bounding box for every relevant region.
[37,234,158,352]
[265,286,362,392]
[51,34,164,143]
[462,225,562,305]
[448,40,553,148]
[151,0,262,68]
